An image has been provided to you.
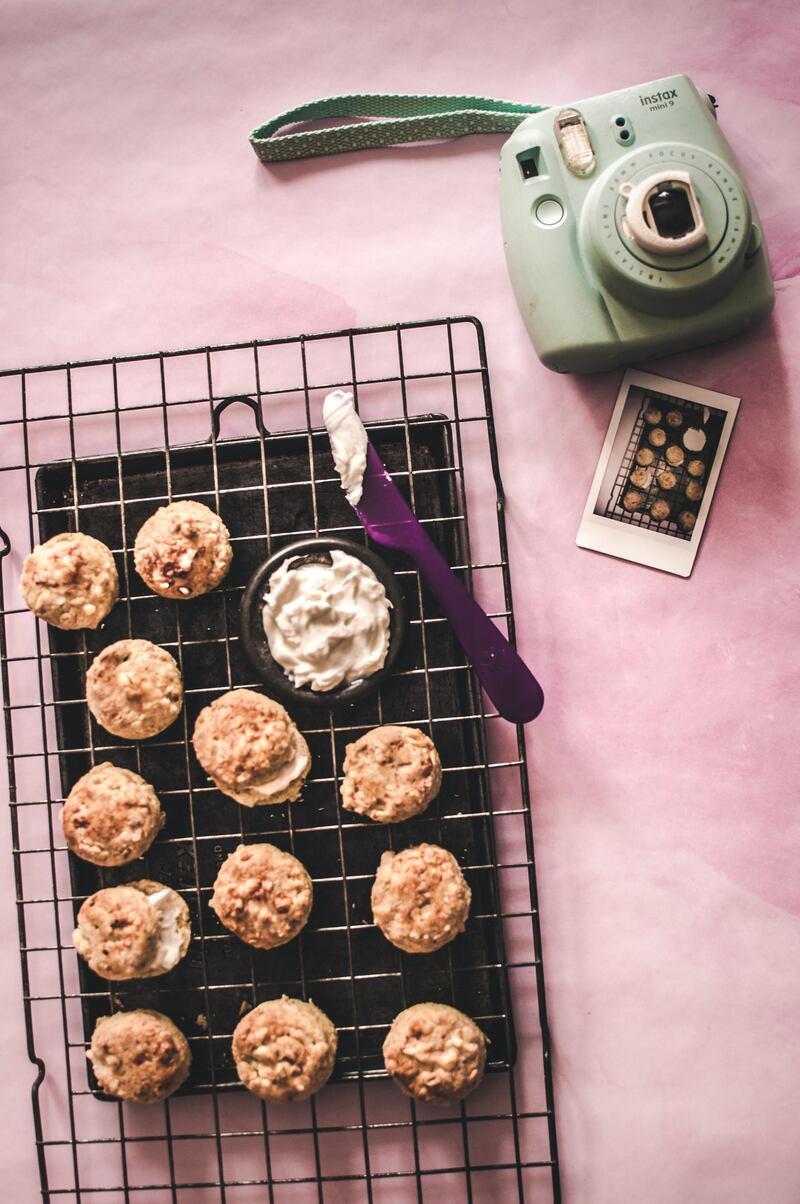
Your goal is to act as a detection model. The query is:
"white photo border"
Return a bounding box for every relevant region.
[576,368,741,577]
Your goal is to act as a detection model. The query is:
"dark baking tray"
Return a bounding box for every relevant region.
[35,412,517,1096]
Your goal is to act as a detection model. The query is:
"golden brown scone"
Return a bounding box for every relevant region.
[678,511,697,532]
[341,726,442,824]
[383,1003,487,1106]
[232,997,337,1102]
[650,500,671,522]
[88,1010,191,1102]
[74,885,159,979]
[635,447,656,467]
[86,640,183,739]
[134,500,232,599]
[621,490,644,513]
[60,763,164,866]
[74,880,191,980]
[648,428,667,448]
[685,480,704,502]
[665,409,684,428]
[687,458,706,478]
[193,688,295,784]
[643,406,662,425]
[371,845,471,953]
[192,689,310,806]
[21,532,118,630]
[209,843,312,949]
[629,466,653,490]
[656,469,677,491]
[665,444,685,467]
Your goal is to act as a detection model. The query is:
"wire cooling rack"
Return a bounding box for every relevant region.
[0,317,559,1203]
[40,413,518,1093]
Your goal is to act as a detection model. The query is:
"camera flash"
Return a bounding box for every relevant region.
[554,108,596,176]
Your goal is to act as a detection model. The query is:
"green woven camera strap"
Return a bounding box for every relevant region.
[249,93,550,162]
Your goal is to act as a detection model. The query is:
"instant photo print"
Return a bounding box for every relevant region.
[577,369,740,576]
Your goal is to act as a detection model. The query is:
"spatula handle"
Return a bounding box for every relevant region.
[410,535,544,724]
[358,442,544,723]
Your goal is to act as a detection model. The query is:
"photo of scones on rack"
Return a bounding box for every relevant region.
[596,384,727,541]
[579,368,740,577]
[13,324,529,1109]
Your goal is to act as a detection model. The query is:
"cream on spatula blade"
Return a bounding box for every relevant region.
[322,390,544,724]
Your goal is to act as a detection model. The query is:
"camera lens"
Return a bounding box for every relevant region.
[648,185,696,239]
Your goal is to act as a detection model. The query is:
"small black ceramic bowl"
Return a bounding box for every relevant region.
[239,536,406,710]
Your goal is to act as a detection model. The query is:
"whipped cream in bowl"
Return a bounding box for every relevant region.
[239,537,406,709]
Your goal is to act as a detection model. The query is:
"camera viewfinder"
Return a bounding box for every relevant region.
[517,149,542,180]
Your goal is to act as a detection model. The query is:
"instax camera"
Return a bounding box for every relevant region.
[500,75,774,373]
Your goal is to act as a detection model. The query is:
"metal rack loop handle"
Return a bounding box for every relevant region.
[210,394,269,441]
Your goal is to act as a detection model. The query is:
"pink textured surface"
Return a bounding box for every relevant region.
[1,1,799,1201]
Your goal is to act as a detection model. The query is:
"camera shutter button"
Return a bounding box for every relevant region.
[535,198,565,226]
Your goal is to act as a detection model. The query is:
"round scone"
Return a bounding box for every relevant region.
[678,510,697,532]
[621,490,644,513]
[61,762,164,866]
[232,997,337,1102]
[74,885,158,979]
[86,640,183,739]
[21,532,118,630]
[341,726,442,824]
[372,844,471,953]
[629,466,653,490]
[209,843,312,949]
[74,880,191,980]
[192,689,310,806]
[383,1003,487,1107]
[134,500,232,599]
[88,1009,191,1102]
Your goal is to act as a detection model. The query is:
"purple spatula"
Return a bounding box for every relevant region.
[356,442,544,724]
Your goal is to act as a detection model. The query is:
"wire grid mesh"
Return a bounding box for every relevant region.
[604,387,722,539]
[0,317,559,1204]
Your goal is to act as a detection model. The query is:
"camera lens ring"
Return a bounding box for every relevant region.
[579,143,751,315]
[622,171,707,255]
[611,153,741,271]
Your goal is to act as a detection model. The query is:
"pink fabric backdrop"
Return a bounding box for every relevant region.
[1,0,799,1200]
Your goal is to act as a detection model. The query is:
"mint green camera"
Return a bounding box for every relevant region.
[500,75,774,373]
